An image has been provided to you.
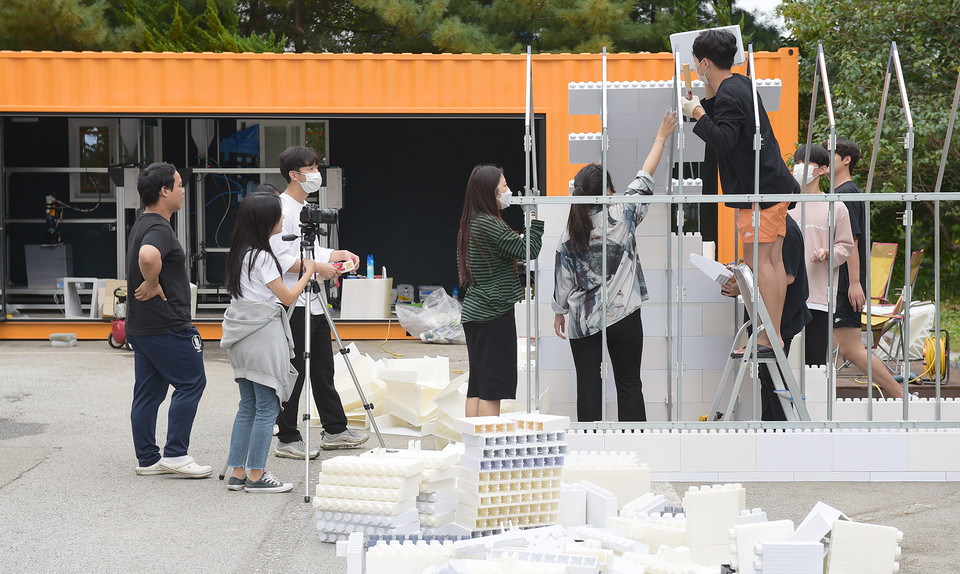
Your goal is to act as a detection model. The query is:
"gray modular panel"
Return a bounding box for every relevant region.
[756,81,782,112]
[569,80,710,116]
[672,179,704,195]
[608,138,639,164]
[568,83,602,115]
[568,134,602,163]
[680,122,706,163]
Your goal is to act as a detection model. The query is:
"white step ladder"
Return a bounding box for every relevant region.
[710,264,810,421]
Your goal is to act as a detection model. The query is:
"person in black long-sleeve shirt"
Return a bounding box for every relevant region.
[681,29,799,356]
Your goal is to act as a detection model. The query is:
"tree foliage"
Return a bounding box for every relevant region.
[109,0,283,52]
[781,0,960,298]
[0,0,282,52]
[234,0,785,54]
[0,0,110,50]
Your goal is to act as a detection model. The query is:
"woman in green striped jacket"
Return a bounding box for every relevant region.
[457,165,545,417]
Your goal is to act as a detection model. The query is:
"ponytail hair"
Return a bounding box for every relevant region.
[566,164,610,256]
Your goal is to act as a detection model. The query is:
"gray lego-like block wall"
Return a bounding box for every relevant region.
[531,73,784,421]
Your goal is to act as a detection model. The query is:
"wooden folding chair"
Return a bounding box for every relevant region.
[869,242,898,304]
[862,249,924,371]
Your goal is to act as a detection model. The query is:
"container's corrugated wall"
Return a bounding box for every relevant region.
[0,49,799,263]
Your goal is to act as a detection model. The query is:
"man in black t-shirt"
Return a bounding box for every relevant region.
[823,138,903,398]
[723,214,811,420]
[126,162,212,478]
[683,29,800,359]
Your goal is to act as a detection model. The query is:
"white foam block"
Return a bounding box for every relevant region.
[731,520,795,574]
[581,481,619,528]
[682,483,746,547]
[827,519,902,574]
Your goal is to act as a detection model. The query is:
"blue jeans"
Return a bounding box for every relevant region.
[128,327,207,466]
[227,378,280,471]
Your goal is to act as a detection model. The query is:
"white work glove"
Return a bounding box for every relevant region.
[681,95,702,119]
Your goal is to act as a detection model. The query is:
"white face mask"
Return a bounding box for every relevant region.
[297,171,323,194]
[696,59,710,87]
[498,188,513,209]
[793,163,819,187]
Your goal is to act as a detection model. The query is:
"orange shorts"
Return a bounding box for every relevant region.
[737,202,788,243]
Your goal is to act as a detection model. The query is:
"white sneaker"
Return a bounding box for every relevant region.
[135,461,172,476]
[159,456,212,478]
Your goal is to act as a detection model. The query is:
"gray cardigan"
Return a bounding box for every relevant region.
[220,301,297,404]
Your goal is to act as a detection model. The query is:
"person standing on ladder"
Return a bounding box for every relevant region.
[681,29,800,358]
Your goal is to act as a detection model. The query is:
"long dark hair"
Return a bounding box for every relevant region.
[225,192,284,299]
[566,164,611,256]
[457,165,504,286]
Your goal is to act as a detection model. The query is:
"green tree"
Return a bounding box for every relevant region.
[236,0,784,54]
[781,0,960,298]
[109,0,284,52]
[0,0,110,50]
[0,0,283,52]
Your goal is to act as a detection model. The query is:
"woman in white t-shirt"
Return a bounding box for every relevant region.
[221,192,316,493]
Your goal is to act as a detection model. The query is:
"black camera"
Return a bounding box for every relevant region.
[300,203,338,225]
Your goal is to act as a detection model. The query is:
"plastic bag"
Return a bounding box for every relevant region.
[395,288,466,344]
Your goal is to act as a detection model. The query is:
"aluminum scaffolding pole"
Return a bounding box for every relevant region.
[529,56,543,411]
[932,66,960,417]
[523,46,534,413]
[600,48,610,421]
[748,45,761,420]
[865,42,915,416]
[673,49,686,420]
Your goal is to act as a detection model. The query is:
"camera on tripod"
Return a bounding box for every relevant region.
[300,203,338,226]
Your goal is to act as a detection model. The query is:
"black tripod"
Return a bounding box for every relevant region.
[295,222,386,502]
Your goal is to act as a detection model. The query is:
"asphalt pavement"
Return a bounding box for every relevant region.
[1,338,958,573]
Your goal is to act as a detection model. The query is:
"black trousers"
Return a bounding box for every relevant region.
[276,307,348,443]
[758,338,792,421]
[804,310,831,367]
[569,308,646,422]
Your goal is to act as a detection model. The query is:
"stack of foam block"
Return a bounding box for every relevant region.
[453,414,569,535]
[375,357,450,435]
[313,455,423,542]
[432,374,468,448]
[362,441,462,535]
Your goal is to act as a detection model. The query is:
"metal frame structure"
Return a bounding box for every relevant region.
[797,41,839,418]
[864,42,916,419]
[510,41,959,426]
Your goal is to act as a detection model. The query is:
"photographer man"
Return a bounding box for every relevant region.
[268,146,368,458]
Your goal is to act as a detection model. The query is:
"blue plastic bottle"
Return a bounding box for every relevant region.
[366,254,374,279]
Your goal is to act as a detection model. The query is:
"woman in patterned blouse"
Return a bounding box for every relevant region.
[553,110,678,422]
